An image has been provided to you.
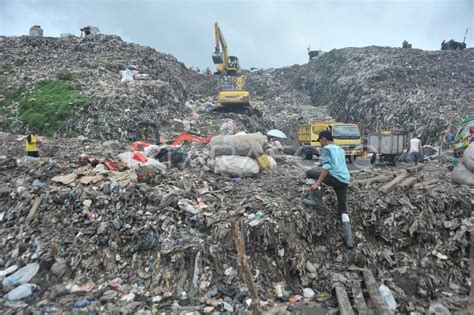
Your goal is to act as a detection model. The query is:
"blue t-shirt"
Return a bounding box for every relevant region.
[321,144,350,184]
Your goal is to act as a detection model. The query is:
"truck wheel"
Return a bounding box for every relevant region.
[243,108,251,115]
[391,155,399,166]
[370,154,377,165]
[304,152,313,160]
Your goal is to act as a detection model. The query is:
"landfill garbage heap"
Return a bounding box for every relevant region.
[0,132,472,313]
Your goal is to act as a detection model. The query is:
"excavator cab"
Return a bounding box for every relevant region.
[228,56,239,69]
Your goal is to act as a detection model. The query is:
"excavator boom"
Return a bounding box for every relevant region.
[211,22,241,75]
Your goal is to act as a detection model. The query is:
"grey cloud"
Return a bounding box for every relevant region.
[1,0,472,69]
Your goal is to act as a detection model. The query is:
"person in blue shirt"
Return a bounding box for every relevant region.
[304,130,354,248]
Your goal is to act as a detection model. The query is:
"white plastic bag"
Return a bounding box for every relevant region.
[117,152,166,170]
[213,155,260,177]
[120,69,138,83]
[451,161,474,186]
[462,143,474,172]
[209,133,268,158]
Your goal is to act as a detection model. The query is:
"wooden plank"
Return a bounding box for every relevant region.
[26,196,42,224]
[231,221,262,315]
[350,174,395,187]
[405,164,425,174]
[397,177,417,190]
[351,281,370,315]
[379,173,409,194]
[468,214,474,311]
[334,282,355,315]
[362,269,390,315]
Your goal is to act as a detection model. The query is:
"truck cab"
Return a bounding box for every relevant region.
[298,121,362,160]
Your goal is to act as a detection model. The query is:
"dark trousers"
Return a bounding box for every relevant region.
[306,169,348,214]
[26,151,39,157]
[409,152,420,165]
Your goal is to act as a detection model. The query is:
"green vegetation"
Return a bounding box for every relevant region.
[1,80,91,136]
[13,59,25,66]
[56,69,76,81]
[1,63,13,73]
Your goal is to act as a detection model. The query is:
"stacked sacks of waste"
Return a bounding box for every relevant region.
[451,143,474,185]
[208,132,276,177]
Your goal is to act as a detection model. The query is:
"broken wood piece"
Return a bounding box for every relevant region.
[413,179,438,190]
[397,177,417,190]
[468,214,474,310]
[334,282,355,315]
[379,173,409,194]
[52,173,77,185]
[231,221,262,315]
[26,195,42,224]
[79,175,104,185]
[405,164,425,174]
[351,281,369,315]
[362,269,390,315]
[350,174,395,187]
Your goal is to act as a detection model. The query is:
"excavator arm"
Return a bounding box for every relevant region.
[212,22,227,67]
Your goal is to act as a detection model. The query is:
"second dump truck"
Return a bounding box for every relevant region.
[298,121,363,160]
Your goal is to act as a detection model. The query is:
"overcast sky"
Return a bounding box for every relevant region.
[1,0,472,69]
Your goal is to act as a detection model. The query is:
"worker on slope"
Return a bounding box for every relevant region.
[304,130,354,248]
[25,127,40,158]
[408,134,423,165]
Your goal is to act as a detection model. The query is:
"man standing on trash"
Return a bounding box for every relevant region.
[25,127,40,158]
[408,134,423,165]
[304,130,354,248]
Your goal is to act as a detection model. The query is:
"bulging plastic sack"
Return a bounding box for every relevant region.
[462,143,474,172]
[209,133,268,159]
[120,68,139,83]
[213,155,260,177]
[451,162,474,186]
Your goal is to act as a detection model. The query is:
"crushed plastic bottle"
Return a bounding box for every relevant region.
[2,263,39,286]
[378,284,397,311]
[6,283,33,300]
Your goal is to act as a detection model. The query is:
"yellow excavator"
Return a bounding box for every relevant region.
[213,75,262,116]
[212,22,241,76]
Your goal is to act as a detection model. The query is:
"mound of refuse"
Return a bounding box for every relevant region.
[0,131,472,313]
[0,35,278,141]
[300,47,474,145]
[244,47,474,146]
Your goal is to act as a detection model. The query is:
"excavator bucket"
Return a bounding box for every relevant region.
[212,52,223,64]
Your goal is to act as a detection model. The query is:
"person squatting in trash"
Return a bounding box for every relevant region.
[304,130,354,248]
[25,127,40,158]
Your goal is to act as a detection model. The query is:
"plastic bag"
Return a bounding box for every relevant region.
[120,69,134,83]
[213,155,260,177]
[219,120,238,135]
[462,143,474,172]
[209,133,267,158]
[451,161,474,186]
[2,263,39,286]
[118,152,166,170]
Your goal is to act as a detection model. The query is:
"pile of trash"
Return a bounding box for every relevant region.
[297,46,474,145]
[0,131,472,313]
[0,35,219,140]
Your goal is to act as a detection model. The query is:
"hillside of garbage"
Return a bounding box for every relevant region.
[242,47,473,146]
[1,33,473,313]
[0,131,472,313]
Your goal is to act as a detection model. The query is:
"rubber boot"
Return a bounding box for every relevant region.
[342,214,354,249]
[303,189,325,208]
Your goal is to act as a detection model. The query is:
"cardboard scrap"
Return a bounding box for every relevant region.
[52,174,77,185]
